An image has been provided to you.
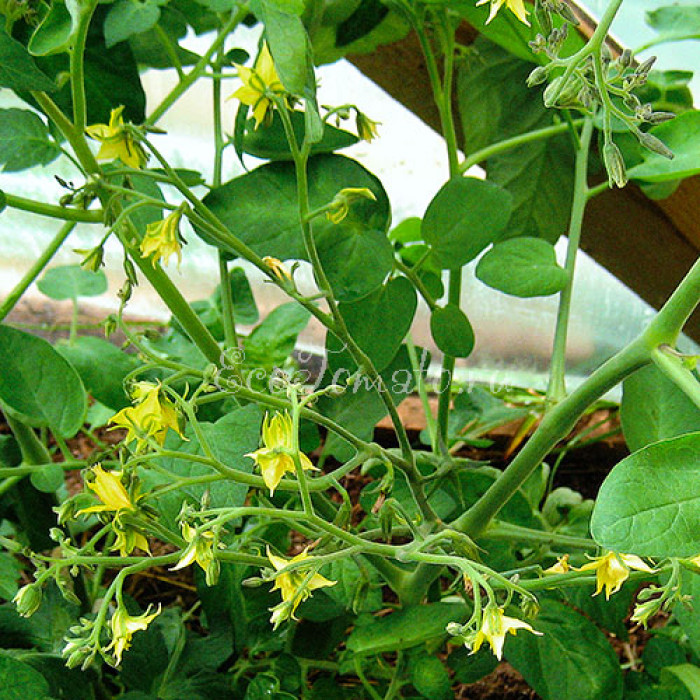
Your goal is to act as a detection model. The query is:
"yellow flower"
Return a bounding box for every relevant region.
[231,43,285,129]
[576,551,656,600]
[245,412,316,495]
[543,554,570,575]
[140,208,185,268]
[107,604,161,665]
[476,0,531,26]
[85,105,147,169]
[262,256,292,282]
[267,546,335,627]
[326,187,377,225]
[110,382,185,450]
[79,465,135,514]
[470,603,542,660]
[170,523,219,585]
[355,112,380,142]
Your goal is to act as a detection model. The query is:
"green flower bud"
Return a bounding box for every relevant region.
[602,141,628,189]
[527,66,549,87]
[636,130,674,159]
[13,583,43,618]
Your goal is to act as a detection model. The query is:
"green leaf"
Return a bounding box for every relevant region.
[628,111,700,183]
[675,569,700,659]
[28,1,73,56]
[476,237,569,297]
[430,304,475,358]
[621,364,700,452]
[0,655,50,700]
[37,264,107,301]
[408,654,452,700]
[422,176,512,269]
[201,154,391,300]
[104,0,163,49]
[324,557,383,613]
[244,302,310,371]
[506,600,623,700]
[591,432,700,557]
[260,0,308,94]
[446,646,499,685]
[0,28,56,92]
[148,404,263,531]
[30,462,64,493]
[643,636,689,681]
[346,602,468,655]
[0,552,22,600]
[326,276,417,373]
[0,108,61,172]
[661,665,700,700]
[241,110,358,160]
[0,325,86,438]
[645,5,700,48]
[127,8,200,69]
[55,336,140,410]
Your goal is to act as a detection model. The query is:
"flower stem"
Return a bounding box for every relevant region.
[2,192,103,223]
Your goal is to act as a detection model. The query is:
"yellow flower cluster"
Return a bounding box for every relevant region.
[86,105,147,169]
[469,603,541,660]
[108,605,161,665]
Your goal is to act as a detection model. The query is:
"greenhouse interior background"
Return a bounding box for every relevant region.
[0,0,698,393]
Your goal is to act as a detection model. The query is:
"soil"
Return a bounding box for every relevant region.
[1,301,653,699]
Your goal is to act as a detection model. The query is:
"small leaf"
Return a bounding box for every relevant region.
[0,325,87,437]
[260,0,308,94]
[409,655,452,700]
[30,462,65,493]
[0,108,61,172]
[0,552,22,600]
[645,5,700,48]
[476,237,569,297]
[28,1,73,56]
[430,304,474,358]
[661,665,700,700]
[591,432,700,557]
[37,264,108,301]
[628,111,700,182]
[346,602,468,655]
[422,177,512,269]
[621,364,700,452]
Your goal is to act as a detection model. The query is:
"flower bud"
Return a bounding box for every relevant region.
[13,583,43,617]
[543,77,564,108]
[527,66,549,87]
[647,111,676,125]
[636,130,674,159]
[603,141,628,188]
[446,621,465,637]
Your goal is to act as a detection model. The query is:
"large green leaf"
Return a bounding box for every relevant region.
[202,154,392,300]
[241,110,357,161]
[28,1,73,56]
[0,552,22,600]
[37,264,107,301]
[0,655,50,700]
[675,569,700,659]
[0,28,56,92]
[55,336,139,410]
[0,108,60,172]
[326,275,417,373]
[591,432,700,557]
[628,111,700,183]
[421,176,512,269]
[644,5,700,49]
[408,655,452,700]
[476,237,569,297]
[346,602,468,655]
[148,404,263,531]
[0,325,86,437]
[621,364,700,452]
[506,600,623,700]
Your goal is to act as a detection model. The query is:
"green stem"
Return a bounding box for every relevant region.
[483,521,597,550]
[3,193,103,223]
[146,8,247,125]
[453,337,650,538]
[0,222,76,323]
[546,117,594,403]
[218,254,239,349]
[69,0,97,133]
[459,120,584,173]
[406,335,437,452]
[4,413,52,465]
[651,345,700,410]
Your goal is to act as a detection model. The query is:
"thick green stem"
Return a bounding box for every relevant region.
[218,253,239,349]
[651,346,700,410]
[69,0,97,133]
[546,117,594,402]
[483,521,597,550]
[0,222,76,323]
[453,337,650,537]
[3,193,103,223]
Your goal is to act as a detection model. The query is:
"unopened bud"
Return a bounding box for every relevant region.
[13,584,43,617]
[636,56,657,76]
[636,130,674,159]
[446,621,465,636]
[618,48,633,68]
[543,76,564,107]
[527,66,549,87]
[557,2,579,25]
[647,111,676,125]
[74,246,104,272]
[603,141,628,188]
